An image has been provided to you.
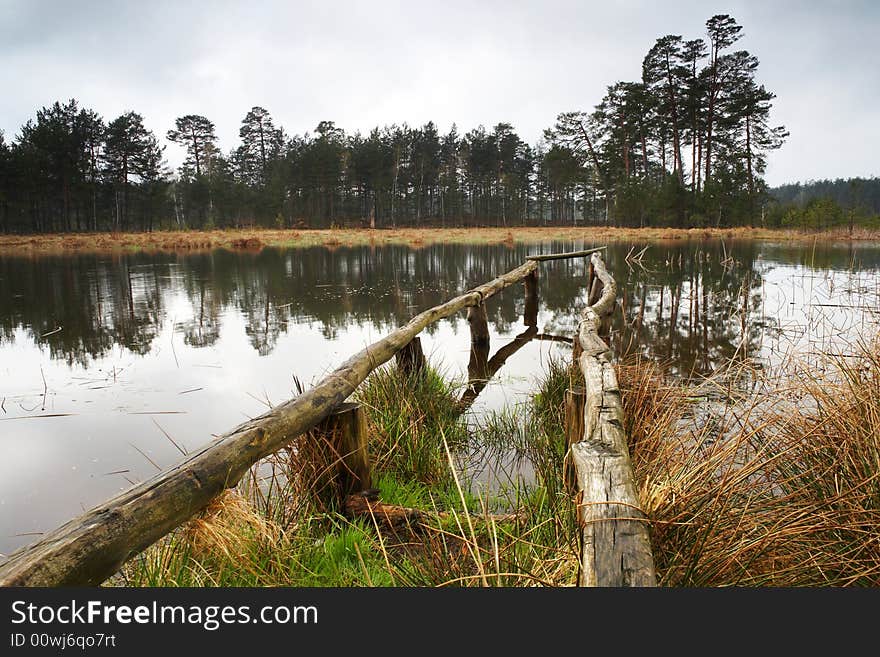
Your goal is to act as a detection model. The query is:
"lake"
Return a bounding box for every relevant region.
[2,237,879,557]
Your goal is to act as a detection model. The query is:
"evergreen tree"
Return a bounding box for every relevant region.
[236,106,284,187]
[702,14,744,186]
[166,115,217,178]
[0,131,9,233]
[167,115,219,226]
[103,111,165,230]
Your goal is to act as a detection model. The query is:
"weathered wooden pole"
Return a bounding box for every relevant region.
[524,270,538,327]
[571,252,657,587]
[396,336,426,376]
[564,387,586,491]
[466,302,490,383]
[526,246,606,262]
[311,402,371,508]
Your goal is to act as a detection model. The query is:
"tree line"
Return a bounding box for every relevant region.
[767,177,880,230]
[0,15,796,234]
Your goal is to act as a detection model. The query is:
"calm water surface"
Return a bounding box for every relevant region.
[2,238,879,556]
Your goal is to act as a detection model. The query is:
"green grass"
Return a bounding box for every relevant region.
[117,341,880,588]
[117,359,581,587]
[354,362,468,486]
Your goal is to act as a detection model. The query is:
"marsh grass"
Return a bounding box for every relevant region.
[6,225,880,256]
[119,359,580,587]
[617,347,880,586]
[119,335,880,588]
[354,363,467,486]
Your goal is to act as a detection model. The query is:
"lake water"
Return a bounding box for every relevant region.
[2,237,879,557]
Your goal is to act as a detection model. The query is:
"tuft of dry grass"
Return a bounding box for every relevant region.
[619,344,880,586]
[182,490,287,562]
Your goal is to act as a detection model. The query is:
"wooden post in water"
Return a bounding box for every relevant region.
[467,302,490,382]
[564,387,586,491]
[396,336,426,376]
[524,270,538,327]
[312,402,371,507]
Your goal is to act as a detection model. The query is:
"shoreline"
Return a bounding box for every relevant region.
[1,225,879,255]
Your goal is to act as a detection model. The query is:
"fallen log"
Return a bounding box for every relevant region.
[526,246,606,262]
[344,491,522,530]
[571,252,657,587]
[0,261,538,586]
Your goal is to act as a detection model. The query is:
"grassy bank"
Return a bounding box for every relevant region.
[4,225,880,255]
[119,360,579,587]
[117,339,880,587]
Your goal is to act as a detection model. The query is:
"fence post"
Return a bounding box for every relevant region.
[467,302,490,382]
[524,270,539,327]
[564,387,586,490]
[396,336,426,376]
[313,402,371,507]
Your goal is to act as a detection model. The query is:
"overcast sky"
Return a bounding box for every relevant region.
[1,0,877,186]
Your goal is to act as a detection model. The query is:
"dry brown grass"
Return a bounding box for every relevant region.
[618,346,880,587]
[3,224,880,255]
[183,489,286,562]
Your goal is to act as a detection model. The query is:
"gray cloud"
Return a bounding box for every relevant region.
[1,0,877,186]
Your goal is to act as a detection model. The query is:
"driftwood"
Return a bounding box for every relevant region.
[570,252,657,587]
[0,260,538,586]
[344,491,522,530]
[526,247,606,262]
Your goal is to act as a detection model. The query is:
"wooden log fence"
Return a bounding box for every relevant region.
[0,246,656,588]
[569,252,657,586]
[0,261,536,586]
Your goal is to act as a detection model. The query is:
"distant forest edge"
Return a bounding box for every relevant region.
[0,14,875,236]
[767,177,880,230]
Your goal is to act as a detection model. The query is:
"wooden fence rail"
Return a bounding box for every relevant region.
[0,262,537,586]
[0,247,657,588]
[569,252,657,586]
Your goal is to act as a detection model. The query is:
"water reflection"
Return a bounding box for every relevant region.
[4,241,877,372]
[2,238,879,556]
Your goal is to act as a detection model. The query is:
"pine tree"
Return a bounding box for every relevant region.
[236,106,284,187]
[103,112,164,229]
[166,115,217,178]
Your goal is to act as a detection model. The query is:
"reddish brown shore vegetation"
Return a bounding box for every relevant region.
[1,225,880,255]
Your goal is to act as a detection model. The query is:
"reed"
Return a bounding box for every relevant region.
[120,337,880,587]
[618,346,880,586]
